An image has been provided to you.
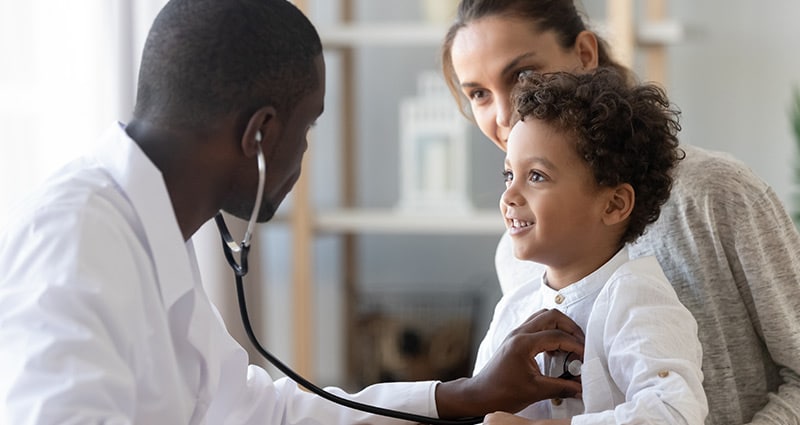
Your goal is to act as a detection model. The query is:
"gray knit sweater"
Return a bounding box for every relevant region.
[494,144,800,424]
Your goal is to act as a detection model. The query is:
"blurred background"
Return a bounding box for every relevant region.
[1,0,799,390]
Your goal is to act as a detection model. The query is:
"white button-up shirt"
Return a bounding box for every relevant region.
[474,248,707,424]
[0,123,438,425]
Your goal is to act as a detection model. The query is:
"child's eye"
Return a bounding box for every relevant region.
[529,171,545,182]
[501,169,513,183]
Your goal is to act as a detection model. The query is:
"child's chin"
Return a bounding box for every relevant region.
[513,248,540,263]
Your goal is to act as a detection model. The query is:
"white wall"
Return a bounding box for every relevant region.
[666,1,800,209]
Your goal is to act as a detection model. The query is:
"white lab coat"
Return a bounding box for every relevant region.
[474,248,708,424]
[0,123,438,425]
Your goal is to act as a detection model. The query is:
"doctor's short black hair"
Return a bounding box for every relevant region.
[134,0,322,130]
[510,68,683,245]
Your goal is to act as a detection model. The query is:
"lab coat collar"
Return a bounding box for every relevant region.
[94,122,196,309]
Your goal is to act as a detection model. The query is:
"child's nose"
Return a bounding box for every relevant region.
[501,185,524,208]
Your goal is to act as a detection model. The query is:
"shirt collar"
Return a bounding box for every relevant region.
[93,122,196,309]
[540,247,631,307]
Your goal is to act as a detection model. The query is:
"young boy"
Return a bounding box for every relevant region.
[486,68,708,424]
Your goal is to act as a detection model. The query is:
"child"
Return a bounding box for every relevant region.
[486,68,707,424]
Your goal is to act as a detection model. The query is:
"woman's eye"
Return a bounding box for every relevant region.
[469,89,488,102]
[515,69,536,82]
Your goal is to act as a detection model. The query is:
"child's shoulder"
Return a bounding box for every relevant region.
[603,255,674,296]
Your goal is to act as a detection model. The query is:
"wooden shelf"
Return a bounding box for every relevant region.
[636,20,685,45]
[319,20,685,49]
[314,208,505,234]
[319,22,447,47]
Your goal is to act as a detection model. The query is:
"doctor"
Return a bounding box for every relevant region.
[0,0,584,424]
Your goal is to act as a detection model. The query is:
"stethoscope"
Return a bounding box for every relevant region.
[213,138,484,424]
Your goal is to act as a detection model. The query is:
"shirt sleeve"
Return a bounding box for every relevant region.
[572,263,708,425]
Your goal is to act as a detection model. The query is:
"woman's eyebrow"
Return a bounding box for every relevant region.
[460,51,539,89]
[500,52,539,78]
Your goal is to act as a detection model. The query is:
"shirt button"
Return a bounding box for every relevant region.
[555,294,565,304]
[551,398,563,406]
[658,370,670,378]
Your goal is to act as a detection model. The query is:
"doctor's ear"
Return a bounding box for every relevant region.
[242,105,279,157]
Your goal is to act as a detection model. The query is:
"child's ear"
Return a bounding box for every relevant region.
[601,183,634,225]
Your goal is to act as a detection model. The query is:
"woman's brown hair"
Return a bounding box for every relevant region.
[441,0,634,119]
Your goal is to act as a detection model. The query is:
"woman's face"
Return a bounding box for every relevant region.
[450,16,593,152]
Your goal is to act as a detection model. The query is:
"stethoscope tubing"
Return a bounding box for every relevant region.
[214,146,483,424]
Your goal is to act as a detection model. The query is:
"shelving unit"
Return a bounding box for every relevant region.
[288,0,681,382]
[315,209,503,235]
[319,22,450,47]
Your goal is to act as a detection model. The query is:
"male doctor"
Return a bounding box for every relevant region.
[0,0,584,423]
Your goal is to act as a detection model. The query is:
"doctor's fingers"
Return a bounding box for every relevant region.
[503,328,585,360]
[511,309,585,346]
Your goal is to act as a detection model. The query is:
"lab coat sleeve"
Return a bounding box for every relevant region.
[209,359,439,424]
[571,265,708,425]
[0,201,157,424]
[268,375,440,425]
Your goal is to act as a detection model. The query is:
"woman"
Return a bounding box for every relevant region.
[441,1,800,424]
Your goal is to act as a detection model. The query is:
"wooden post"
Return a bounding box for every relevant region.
[606,0,635,69]
[644,0,668,86]
[291,0,315,379]
[339,0,361,390]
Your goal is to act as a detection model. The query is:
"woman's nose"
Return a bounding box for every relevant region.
[495,101,512,147]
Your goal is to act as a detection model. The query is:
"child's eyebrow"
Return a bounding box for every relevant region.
[505,155,557,171]
[530,156,557,170]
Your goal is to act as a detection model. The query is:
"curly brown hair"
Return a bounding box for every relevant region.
[511,68,683,244]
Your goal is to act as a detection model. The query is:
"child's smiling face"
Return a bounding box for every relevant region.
[500,118,613,278]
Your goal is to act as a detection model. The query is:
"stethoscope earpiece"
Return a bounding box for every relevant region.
[215,132,266,277]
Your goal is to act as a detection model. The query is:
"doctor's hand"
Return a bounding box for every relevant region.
[435,309,584,419]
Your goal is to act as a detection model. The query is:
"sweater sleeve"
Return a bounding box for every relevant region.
[628,145,800,424]
[729,185,800,425]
